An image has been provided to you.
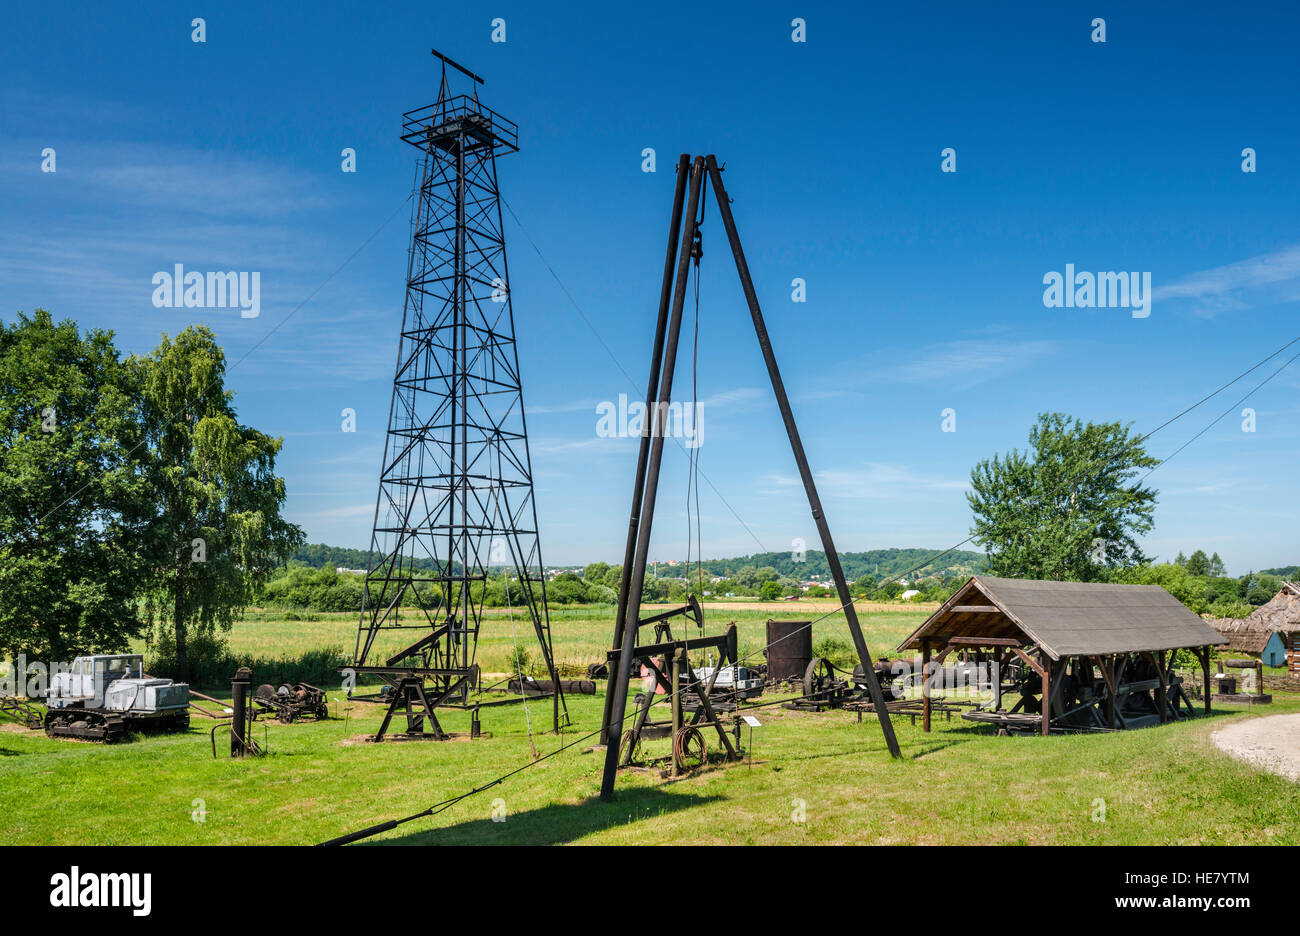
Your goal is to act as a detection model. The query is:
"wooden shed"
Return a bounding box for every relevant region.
[897,576,1227,735]
[1249,582,1300,677]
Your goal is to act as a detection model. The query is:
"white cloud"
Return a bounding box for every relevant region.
[861,339,1062,388]
[763,463,969,499]
[1155,243,1300,315]
[287,502,376,522]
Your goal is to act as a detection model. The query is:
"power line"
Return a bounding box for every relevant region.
[879,333,1300,588]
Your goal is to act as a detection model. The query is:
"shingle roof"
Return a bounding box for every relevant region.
[897,576,1227,660]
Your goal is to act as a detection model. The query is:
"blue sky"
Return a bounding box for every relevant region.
[3,2,1298,573]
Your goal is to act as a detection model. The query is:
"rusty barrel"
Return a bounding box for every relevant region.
[765,619,812,681]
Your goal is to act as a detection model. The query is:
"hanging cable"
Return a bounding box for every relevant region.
[875,333,1300,589]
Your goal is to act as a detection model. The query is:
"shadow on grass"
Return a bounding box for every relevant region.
[371,788,724,846]
[908,736,979,759]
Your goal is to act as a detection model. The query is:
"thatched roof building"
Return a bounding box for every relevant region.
[1209,616,1288,666]
[1247,582,1300,677]
[1250,582,1300,634]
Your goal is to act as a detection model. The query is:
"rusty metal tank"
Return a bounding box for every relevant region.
[765,618,813,681]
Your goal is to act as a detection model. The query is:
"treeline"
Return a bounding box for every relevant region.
[1260,565,1299,579]
[146,634,346,689]
[258,563,619,613]
[274,545,981,613]
[293,542,377,570]
[273,544,1293,616]
[289,543,986,585]
[691,547,986,582]
[257,557,965,614]
[1111,550,1287,619]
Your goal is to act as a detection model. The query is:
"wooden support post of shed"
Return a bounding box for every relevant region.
[1040,650,1051,737]
[1150,651,1169,724]
[1094,655,1116,729]
[1199,645,1212,715]
[921,640,932,733]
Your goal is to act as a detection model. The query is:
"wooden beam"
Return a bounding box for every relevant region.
[1049,659,1068,716]
[1148,651,1169,724]
[1096,655,1117,729]
[1199,646,1212,715]
[948,606,1004,614]
[1012,647,1046,679]
[945,636,1023,647]
[921,640,932,733]
[1040,649,1051,737]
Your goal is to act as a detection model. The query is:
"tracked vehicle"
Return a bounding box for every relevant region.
[44,654,190,741]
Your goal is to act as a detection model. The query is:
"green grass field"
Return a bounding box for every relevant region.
[4,603,1298,845]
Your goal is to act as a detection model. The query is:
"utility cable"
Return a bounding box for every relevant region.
[874,333,1300,589]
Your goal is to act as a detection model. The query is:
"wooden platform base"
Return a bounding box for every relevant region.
[1212,693,1272,705]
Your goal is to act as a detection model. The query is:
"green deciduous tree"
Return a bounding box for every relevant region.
[967,412,1158,581]
[138,327,303,680]
[0,311,152,661]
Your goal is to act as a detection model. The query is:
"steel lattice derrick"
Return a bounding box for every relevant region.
[349,54,566,740]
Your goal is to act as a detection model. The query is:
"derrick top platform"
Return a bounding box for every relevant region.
[401,95,518,155]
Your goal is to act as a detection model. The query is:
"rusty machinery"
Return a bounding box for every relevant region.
[599,155,900,800]
[254,682,330,723]
[614,600,740,777]
[0,695,43,730]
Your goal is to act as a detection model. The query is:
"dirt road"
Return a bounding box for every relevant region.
[1211,713,1300,782]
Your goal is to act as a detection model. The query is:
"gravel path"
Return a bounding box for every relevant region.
[1211,713,1300,782]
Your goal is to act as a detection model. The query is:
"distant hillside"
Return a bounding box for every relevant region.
[690,548,986,582]
[1260,566,1299,580]
[292,543,985,581]
[294,543,377,570]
